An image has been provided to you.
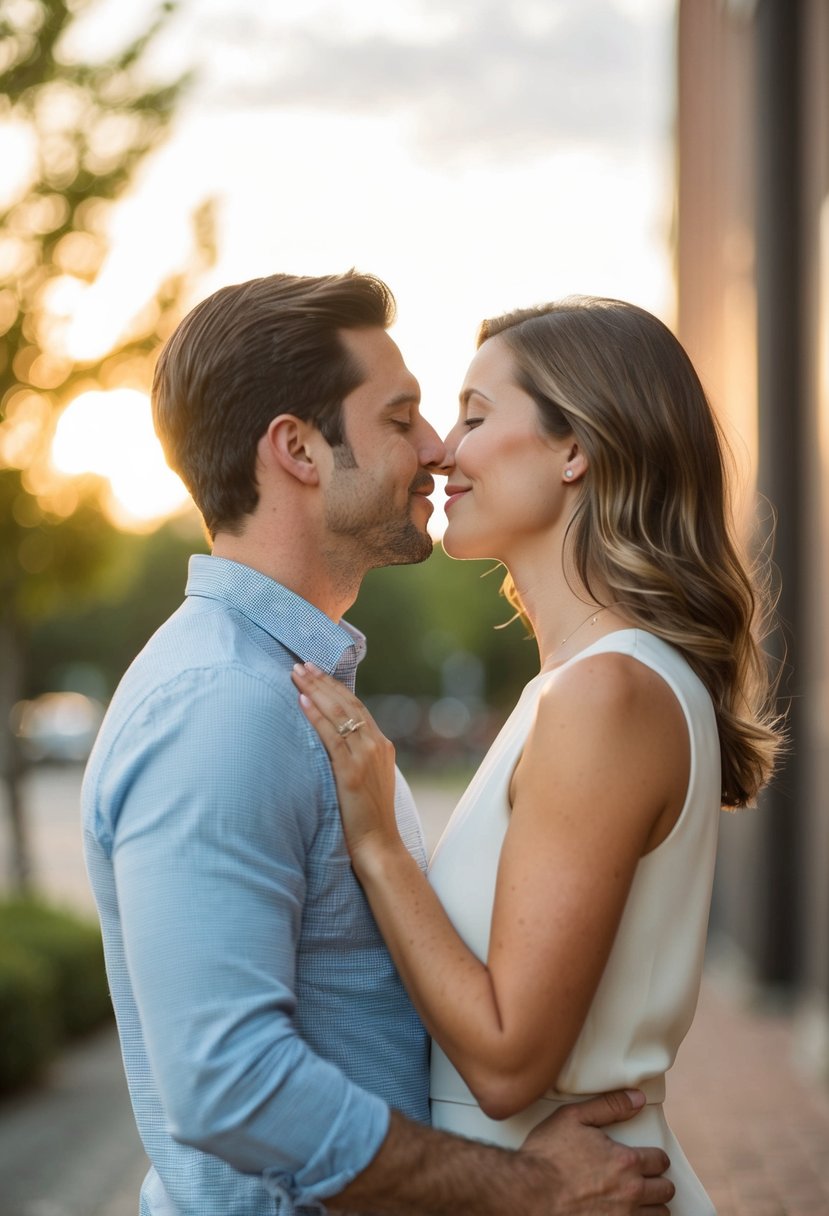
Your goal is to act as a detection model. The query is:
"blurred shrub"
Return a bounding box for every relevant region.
[0,900,112,1092]
[0,940,57,1091]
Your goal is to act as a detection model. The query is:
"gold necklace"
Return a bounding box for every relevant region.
[543,604,611,669]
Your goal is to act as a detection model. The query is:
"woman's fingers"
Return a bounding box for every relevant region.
[291,663,370,733]
[291,662,399,859]
[291,662,344,722]
[296,689,346,751]
[291,664,380,781]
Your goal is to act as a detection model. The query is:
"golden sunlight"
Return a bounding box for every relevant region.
[51,388,192,530]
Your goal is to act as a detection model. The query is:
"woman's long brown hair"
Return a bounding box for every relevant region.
[480,296,782,808]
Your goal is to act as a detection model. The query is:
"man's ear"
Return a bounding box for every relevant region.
[259,414,322,486]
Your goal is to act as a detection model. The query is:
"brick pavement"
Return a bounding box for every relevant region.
[664,978,829,1216]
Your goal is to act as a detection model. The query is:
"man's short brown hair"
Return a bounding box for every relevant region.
[152,271,396,537]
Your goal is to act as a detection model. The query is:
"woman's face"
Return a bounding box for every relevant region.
[442,336,572,563]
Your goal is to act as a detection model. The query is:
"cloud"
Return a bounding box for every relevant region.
[195,0,673,164]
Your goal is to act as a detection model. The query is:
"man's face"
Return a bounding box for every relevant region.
[323,327,446,569]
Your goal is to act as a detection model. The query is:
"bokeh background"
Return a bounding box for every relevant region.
[0,0,677,886]
[2,2,829,1213]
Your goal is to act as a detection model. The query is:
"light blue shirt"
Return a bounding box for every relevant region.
[83,554,430,1215]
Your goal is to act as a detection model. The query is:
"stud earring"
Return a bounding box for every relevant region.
[564,468,574,480]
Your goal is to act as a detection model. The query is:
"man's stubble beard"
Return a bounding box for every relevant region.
[325,495,434,569]
[325,445,433,571]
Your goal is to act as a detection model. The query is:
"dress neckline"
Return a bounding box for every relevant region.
[531,627,646,686]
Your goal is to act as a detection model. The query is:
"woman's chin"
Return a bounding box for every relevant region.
[440,528,496,563]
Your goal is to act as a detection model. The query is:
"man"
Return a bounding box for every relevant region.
[82,271,673,1215]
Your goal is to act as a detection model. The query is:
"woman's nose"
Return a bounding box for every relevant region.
[440,422,462,468]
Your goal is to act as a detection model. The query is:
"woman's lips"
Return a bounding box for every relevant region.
[444,488,470,511]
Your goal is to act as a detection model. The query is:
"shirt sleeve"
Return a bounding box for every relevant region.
[101,662,389,1206]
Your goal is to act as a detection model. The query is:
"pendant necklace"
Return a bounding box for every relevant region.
[542,604,611,670]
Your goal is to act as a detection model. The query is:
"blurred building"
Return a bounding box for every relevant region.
[677,0,829,1079]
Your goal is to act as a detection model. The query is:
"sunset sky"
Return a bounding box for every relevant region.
[42,0,676,529]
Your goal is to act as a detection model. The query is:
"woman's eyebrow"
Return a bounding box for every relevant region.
[459,387,494,407]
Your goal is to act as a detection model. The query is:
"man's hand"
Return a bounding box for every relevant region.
[327,1095,673,1216]
[522,1090,674,1215]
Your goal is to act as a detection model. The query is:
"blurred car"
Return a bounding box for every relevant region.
[11,692,106,763]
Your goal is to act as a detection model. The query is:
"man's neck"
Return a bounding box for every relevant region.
[211,531,361,623]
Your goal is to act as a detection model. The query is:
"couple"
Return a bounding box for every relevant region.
[83,271,779,1216]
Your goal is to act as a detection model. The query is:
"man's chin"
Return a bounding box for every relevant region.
[370,528,433,569]
[406,534,434,565]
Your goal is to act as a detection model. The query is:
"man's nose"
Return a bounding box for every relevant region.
[437,421,461,472]
[418,419,450,472]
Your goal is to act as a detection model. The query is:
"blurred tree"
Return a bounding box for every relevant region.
[350,545,538,707]
[27,514,207,698]
[348,547,539,770]
[0,0,214,890]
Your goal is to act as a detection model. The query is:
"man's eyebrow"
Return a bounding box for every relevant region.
[383,392,421,411]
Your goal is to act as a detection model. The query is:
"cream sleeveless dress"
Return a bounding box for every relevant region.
[429,630,719,1215]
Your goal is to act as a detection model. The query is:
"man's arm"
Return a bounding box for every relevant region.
[100,667,671,1215]
[329,1094,673,1216]
[103,667,390,1205]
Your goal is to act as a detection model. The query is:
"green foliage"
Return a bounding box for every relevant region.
[0,938,56,1091]
[0,898,114,1092]
[0,899,112,1040]
[349,543,538,708]
[24,530,538,736]
[27,513,207,696]
[0,0,208,621]
[0,0,212,888]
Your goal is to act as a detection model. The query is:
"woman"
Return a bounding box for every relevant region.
[292,297,782,1215]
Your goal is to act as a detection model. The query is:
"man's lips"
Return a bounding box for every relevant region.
[411,475,435,497]
[410,478,435,513]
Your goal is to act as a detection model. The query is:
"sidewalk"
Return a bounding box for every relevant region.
[664,978,829,1216]
[0,1023,149,1216]
[2,769,829,1214]
[2,973,826,1216]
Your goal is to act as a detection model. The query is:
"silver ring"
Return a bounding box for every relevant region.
[336,717,365,736]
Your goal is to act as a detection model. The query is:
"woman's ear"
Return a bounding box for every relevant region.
[259,415,321,486]
[562,443,588,485]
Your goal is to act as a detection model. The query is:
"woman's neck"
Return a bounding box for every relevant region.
[507,558,627,672]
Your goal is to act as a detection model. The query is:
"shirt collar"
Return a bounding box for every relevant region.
[185,554,366,674]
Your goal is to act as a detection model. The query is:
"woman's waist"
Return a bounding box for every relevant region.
[430,1045,666,1109]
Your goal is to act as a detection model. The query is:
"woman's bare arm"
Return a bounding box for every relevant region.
[292,654,688,1116]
